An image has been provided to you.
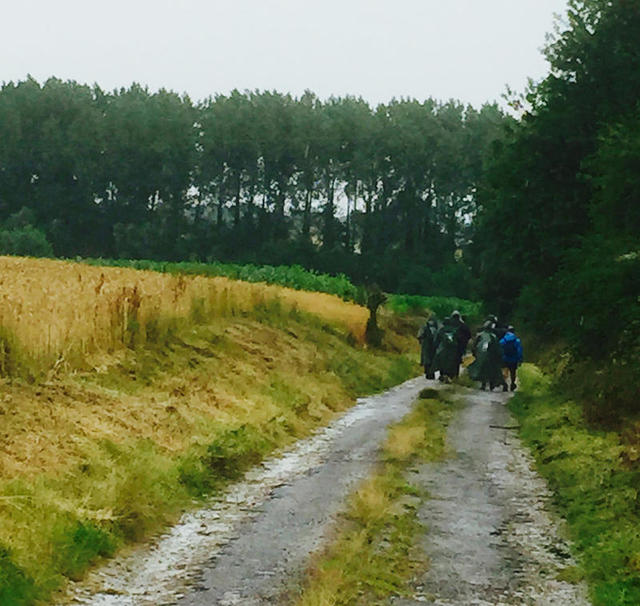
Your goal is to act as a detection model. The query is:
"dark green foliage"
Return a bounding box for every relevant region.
[52,521,116,581]
[473,0,640,412]
[205,425,273,480]
[418,387,440,400]
[83,258,361,301]
[0,546,37,606]
[0,208,53,257]
[0,225,53,257]
[386,294,481,323]
[0,79,506,298]
[177,454,215,497]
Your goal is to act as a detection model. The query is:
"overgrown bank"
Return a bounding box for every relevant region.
[0,259,421,605]
[509,365,640,606]
[293,388,454,605]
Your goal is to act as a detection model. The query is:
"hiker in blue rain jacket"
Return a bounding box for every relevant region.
[500,326,523,391]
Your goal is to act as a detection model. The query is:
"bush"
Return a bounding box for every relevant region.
[52,521,116,581]
[0,226,53,257]
[0,546,37,606]
[205,425,273,480]
[386,294,481,323]
[517,237,640,414]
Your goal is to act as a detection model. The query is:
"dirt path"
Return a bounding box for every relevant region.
[394,386,589,606]
[63,377,426,606]
[62,379,590,606]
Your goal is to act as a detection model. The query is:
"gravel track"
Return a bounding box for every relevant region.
[62,377,426,606]
[394,386,589,606]
[61,378,590,606]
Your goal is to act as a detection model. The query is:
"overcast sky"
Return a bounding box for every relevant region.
[2,0,568,108]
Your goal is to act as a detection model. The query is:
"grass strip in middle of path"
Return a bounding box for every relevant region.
[292,387,456,606]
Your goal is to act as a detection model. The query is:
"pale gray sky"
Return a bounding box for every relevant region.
[2,0,567,107]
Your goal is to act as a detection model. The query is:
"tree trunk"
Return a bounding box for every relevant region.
[302,188,312,241]
[234,171,242,227]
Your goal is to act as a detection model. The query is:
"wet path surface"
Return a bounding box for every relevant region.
[63,377,427,606]
[62,379,590,606]
[394,386,589,606]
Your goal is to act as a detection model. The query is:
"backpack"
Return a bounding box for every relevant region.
[502,337,518,360]
[442,328,456,346]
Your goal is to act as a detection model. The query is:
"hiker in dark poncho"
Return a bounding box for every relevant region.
[432,317,459,383]
[468,321,506,390]
[417,317,439,379]
[450,310,471,377]
[486,314,507,340]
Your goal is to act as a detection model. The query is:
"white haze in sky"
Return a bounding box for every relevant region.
[2,0,568,107]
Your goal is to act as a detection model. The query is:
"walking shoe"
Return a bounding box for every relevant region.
[503,384,508,392]
[510,383,517,391]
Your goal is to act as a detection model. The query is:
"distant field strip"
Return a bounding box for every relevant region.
[0,256,368,373]
[82,258,360,301]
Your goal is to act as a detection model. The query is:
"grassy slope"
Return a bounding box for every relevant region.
[0,300,419,605]
[509,364,640,606]
[293,389,455,606]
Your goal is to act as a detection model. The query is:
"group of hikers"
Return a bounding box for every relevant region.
[417,312,523,392]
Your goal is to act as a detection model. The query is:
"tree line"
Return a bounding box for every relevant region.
[0,80,506,297]
[473,0,640,414]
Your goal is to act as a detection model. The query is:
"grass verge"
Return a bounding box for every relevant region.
[509,364,640,606]
[292,389,455,605]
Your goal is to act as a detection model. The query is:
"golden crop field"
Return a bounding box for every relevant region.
[0,257,368,374]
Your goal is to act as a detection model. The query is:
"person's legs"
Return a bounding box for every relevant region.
[509,364,517,390]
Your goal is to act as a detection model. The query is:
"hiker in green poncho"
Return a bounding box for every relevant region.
[417,317,439,379]
[468,321,506,390]
[450,310,471,377]
[432,317,459,383]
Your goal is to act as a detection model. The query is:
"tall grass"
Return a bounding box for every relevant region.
[0,257,368,376]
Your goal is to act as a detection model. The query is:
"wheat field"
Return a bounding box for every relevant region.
[0,256,368,373]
